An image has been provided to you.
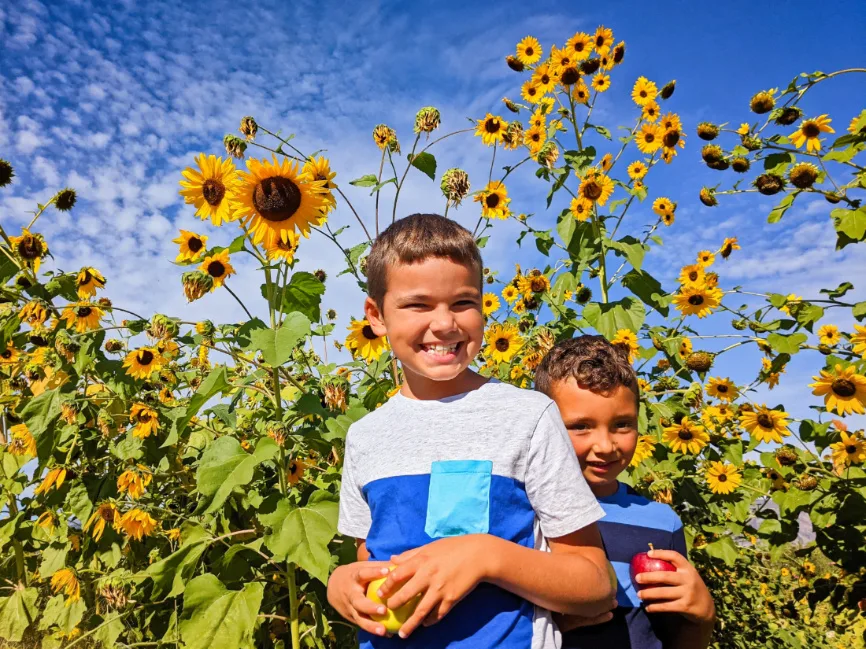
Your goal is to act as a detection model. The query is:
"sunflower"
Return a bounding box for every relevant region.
[9,423,37,457]
[611,328,639,362]
[630,435,656,467]
[636,123,663,154]
[178,153,240,226]
[117,465,153,500]
[663,419,710,454]
[474,181,511,219]
[123,347,163,380]
[516,36,542,65]
[517,272,550,298]
[593,25,614,52]
[818,324,840,346]
[35,467,67,495]
[576,170,614,206]
[199,249,236,290]
[761,357,783,389]
[502,285,519,304]
[660,112,682,133]
[627,160,648,180]
[172,230,209,263]
[673,285,723,318]
[117,508,157,541]
[84,502,120,541]
[529,109,546,130]
[706,462,742,495]
[570,196,592,222]
[19,300,48,328]
[300,156,337,213]
[652,197,675,218]
[61,303,103,333]
[130,403,160,439]
[720,237,740,259]
[742,405,790,444]
[851,324,866,357]
[8,228,48,273]
[642,101,660,123]
[234,155,329,246]
[632,76,658,106]
[521,79,543,104]
[74,267,106,299]
[810,364,866,416]
[37,511,57,534]
[661,212,675,226]
[572,79,591,105]
[482,293,501,316]
[591,73,611,93]
[484,323,523,363]
[475,114,507,147]
[599,153,613,173]
[532,63,558,94]
[829,431,866,467]
[524,125,546,154]
[706,377,738,403]
[345,319,390,362]
[790,114,834,153]
[264,229,301,262]
[697,250,715,267]
[565,32,593,60]
[550,46,574,76]
[51,568,81,603]
[287,458,308,486]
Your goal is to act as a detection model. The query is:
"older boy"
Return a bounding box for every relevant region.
[327,214,615,648]
[535,335,715,649]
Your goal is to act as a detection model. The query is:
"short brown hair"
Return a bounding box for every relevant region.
[366,213,483,306]
[534,334,639,401]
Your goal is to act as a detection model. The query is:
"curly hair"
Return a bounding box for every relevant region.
[534,334,638,401]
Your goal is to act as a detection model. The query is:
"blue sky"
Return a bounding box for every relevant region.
[2,0,865,423]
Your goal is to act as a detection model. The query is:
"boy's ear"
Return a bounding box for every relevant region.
[364,296,388,337]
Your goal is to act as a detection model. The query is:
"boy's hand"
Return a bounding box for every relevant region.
[374,535,490,638]
[554,609,616,632]
[326,561,394,637]
[634,549,715,625]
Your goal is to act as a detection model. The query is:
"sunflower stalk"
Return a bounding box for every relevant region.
[374,148,387,236]
[391,133,421,224]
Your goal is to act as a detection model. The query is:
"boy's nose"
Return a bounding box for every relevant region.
[593,435,616,456]
[429,307,459,333]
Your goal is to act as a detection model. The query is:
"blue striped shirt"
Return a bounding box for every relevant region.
[562,482,687,649]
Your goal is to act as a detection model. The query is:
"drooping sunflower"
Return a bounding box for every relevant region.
[482,293,501,316]
[818,324,840,346]
[663,419,710,454]
[199,249,236,290]
[61,303,104,333]
[475,114,507,147]
[172,230,209,263]
[8,228,48,272]
[631,76,658,106]
[576,170,614,206]
[516,36,542,65]
[287,458,308,486]
[345,319,390,362]
[19,300,48,328]
[652,197,675,218]
[521,79,543,104]
[35,467,67,495]
[532,63,558,94]
[75,267,106,299]
[790,114,834,153]
[300,156,337,213]
[572,79,590,105]
[706,377,738,403]
[50,568,81,603]
[591,73,611,93]
[129,403,160,439]
[706,462,742,495]
[829,431,866,467]
[742,405,790,444]
[593,25,614,52]
[761,357,783,389]
[474,181,511,219]
[720,237,740,259]
[123,347,163,380]
[84,502,120,541]
[851,324,866,357]
[484,323,523,364]
[234,155,329,245]
[9,423,37,457]
[627,160,647,180]
[599,153,613,172]
[696,250,715,267]
[178,153,241,226]
[117,465,153,500]
[673,285,723,318]
[810,364,866,416]
[502,285,519,304]
[117,508,157,541]
[570,196,592,222]
[636,123,663,154]
[264,229,301,262]
[565,32,593,60]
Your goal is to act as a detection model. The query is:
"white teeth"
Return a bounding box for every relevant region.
[423,343,458,355]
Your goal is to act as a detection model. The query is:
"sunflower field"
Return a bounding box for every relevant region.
[1,25,865,649]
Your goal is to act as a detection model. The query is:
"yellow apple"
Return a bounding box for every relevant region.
[366,567,421,634]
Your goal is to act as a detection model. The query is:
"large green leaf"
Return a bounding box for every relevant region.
[408,152,436,180]
[145,540,208,598]
[832,206,866,241]
[169,367,230,445]
[178,574,263,649]
[39,594,85,634]
[20,387,63,462]
[0,587,38,641]
[621,269,669,316]
[196,437,278,514]
[608,236,647,272]
[249,312,311,367]
[766,332,807,355]
[263,493,339,583]
[702,536,738,566]
[64,482,93,524]
[581,298,646,339]
[265,272,326,321]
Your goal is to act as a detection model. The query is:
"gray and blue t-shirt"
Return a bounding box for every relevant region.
[338,379,604,649]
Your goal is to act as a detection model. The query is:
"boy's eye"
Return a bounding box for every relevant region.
[572,423,591,432]
[615,421,635,430]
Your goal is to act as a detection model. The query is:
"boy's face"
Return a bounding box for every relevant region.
[365,257,484,386]
[548,378,639,497]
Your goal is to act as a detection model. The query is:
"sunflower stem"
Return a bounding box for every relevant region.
[25,198,54,231]
[223,284,254,320]
[391,133,421,224]
[288,563,301,649]
[374,148,386,236]
[591,210,609,303]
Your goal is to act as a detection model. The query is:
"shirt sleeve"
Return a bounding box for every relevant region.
[337,434,372,539]
[524,402,605,539]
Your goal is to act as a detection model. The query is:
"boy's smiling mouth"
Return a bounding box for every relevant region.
[585,459,620,474]
[419,341,463,359]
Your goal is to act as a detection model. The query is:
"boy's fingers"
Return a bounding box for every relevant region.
[396,590,438,639]
[635,570,684,587]
[384,572,426,610]
[391,547,422,564]
[357,565,391,583]
[351,612,388,638]
[376,563,416,600]
[350,592,387,618]
[646,549,689,569]
[637,585,682,602]
[644,601,680,614]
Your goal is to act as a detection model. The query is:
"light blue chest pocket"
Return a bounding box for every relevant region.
[425,460,492,538]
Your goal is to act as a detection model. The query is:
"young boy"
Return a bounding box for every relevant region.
[534,336,715,649]
[327,214,616,648]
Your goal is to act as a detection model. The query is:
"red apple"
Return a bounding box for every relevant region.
[630,543,676,588]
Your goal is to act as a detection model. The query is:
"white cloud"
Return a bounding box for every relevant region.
[16,129,46,154]
[32,155,60,185]
[14,76,35,96]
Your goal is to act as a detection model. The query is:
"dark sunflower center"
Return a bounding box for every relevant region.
[76,307,92,317]
[361,325,377,340]
[663,130,680,147]
[1,350,11,359]
[595,35,605,47]
[583,180,602,200]
[253,176,302,222]
[561,68,580,85]
[802,122,821,138]
[757,414,773,428]
[718,474,728,482]
[528,87,537,96]
[138,412,152,423]
[541,74,550,85]
[495,337,510,352]
[289,462,299,476]
[207,261,225,277]
[485,194,500,208]
[688,295,705,306]
[688,271,699,281]
[202,179,226,206]
[644,132,655,143]
[18,236,43,260]
[717,385,728,393]
[639,90,648,98]
[100,507,115,521]
[138,350,154,365]
[530,278,547,292]
[188,237,203,252]
[831,378,856,398]
[678,430,693,441]
[485,300,492,307]
[80,269,92,286]
[525,46,534,56]
[485,119,501,134]
[769,471,779,480]
[574,40,586,52]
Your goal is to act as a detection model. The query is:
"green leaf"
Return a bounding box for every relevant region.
[822,147,859,163]
[586,123,611,140]
[832,206,866,242]
[196,437,278,514]
[820,282,854,299]
[20,387,63,462]
[170,367,230,444]
[145,540,208,598]
[39,594,85,634]
[546,169,568,208]
[702,536,738,565]
[323,405,367,442]
[621,269,669,316]
[853,301,866,321]
[250,313,311,367]
[227,234,247,254]
[608,236,647,272]
[0,587,38,642]
[767,192,797,224]
[264,494,339,583]
[763,151,794,175]
[64,482,93,524]
[557,210,576,247]
[0,254,17,285]
[581,298,646,339]
[563,147,596,174]
[534,230,554,256]
[408,152,436,180]
[268,271,326,321]
[92,614,125,649]
[339,242,369,277]
[349,174,378,187]
[766,332,807,355]
[38,544,68,576]
[179,574,264,649]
